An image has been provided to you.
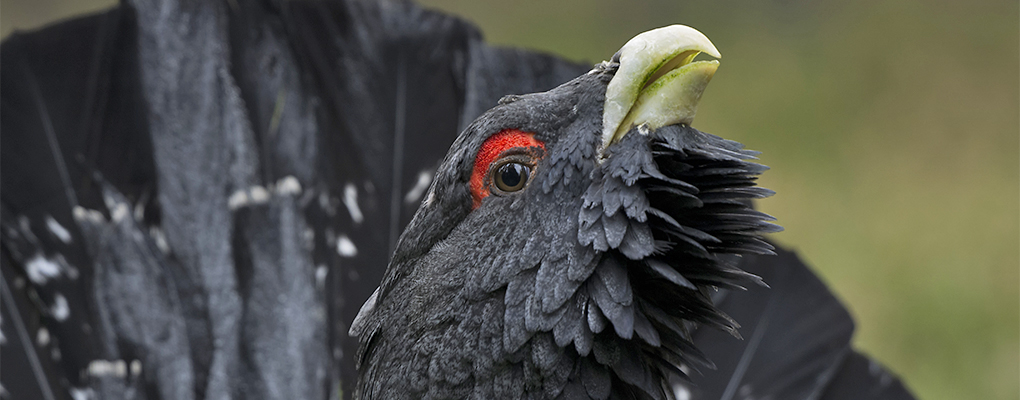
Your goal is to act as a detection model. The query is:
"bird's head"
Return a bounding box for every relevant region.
[352,25,780,399]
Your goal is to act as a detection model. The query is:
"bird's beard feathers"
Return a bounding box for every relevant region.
[354,71,779,399]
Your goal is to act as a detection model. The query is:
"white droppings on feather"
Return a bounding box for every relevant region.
[45,216,72,244]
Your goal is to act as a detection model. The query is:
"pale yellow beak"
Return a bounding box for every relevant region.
[601,25,721,152]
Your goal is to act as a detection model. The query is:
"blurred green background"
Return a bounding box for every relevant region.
[3,0,1017,399]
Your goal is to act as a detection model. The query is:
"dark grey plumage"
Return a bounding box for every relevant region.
[0,1,584,399]
[351,41,915,400]
[0,1,914,400]
[351,62,780,399]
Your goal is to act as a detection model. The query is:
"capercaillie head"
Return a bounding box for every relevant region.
[351,25,780,399]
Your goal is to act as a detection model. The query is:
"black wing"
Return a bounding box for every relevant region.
[0,1,586,399]
[688,246,914,400]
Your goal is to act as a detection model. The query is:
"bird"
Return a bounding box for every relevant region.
[348,24,915,400]
[0,0,913,399]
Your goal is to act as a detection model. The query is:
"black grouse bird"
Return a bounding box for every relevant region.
[0,1,913,399]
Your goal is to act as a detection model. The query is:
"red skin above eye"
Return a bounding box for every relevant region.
[470,129,545,209]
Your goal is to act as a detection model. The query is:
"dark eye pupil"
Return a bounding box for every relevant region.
[495,162,530,192]
[500,164,523,187]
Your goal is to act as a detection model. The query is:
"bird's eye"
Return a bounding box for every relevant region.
[470,129,545,208]
[492,161,531,193]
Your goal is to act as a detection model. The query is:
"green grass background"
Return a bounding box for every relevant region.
[3,0,1018,399]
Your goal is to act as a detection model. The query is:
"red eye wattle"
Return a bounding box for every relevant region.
[470,129,545,208]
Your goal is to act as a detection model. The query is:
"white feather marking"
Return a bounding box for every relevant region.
[276,176,302,195]
[69,388,94,400]
[336,235,357,257]
[72,206,105,223]
[50,294,69,322]
[44,216,71,244]
[404,170,433,204]
[227,190,249,210]
[26,254,61,284]
[36,327,50,346]
[110,203,129,223]
[230,180,304,210]
[315,265,328,288]
[87,359,127,378]
[150,227,170,254]
[343,183,364,224]
[249,186,270,203]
